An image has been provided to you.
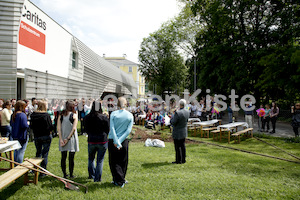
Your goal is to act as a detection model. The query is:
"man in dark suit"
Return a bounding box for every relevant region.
[170,99,190,164]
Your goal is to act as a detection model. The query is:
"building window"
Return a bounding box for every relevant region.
[128,66,132,72]
[72,51,77,69]
[141,86,144,93]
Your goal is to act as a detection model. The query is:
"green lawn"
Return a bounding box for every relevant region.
[1,128,300,200]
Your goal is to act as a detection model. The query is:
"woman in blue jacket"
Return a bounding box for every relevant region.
[11,100,29,163]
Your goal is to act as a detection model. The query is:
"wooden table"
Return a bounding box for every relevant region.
[0,141,21,170]
[217,122,249,143]
[193,120,219,137]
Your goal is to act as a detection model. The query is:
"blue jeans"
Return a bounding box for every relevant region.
[1,125,12,140]
[14,137,29,164]
[34,135,52,169]
[88,143,108,182]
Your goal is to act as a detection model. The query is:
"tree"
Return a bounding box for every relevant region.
[159,2,202,92]
[189,0,300,104]
[138,30,187,96]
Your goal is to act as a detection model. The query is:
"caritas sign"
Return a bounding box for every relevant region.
[19,20,45,54]
[17,0,73,78]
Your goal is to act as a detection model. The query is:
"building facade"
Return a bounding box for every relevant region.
[0,0,137,100]
[105,57,146,98]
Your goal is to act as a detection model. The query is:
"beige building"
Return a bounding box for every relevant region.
[105,57,146,98]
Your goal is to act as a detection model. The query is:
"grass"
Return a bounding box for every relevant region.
[1,126,300,199]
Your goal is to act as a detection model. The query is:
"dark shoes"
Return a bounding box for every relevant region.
[112,181,125,188]
[172,161,186,164]
[63,174,76,179]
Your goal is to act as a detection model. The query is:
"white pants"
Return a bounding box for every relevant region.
[245,115,253,128]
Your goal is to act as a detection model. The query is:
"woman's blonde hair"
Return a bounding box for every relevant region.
[37,100,48,112]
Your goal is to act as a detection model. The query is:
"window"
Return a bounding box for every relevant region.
[128,66,132,72]
[72,51,77,69]
[141,86,144,93]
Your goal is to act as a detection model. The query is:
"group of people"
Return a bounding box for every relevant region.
[0,97,134,187]
[0,96,299,187]
[256,102,280,134]
[242,101,280,134]
[227,100,300,137]
[128,97,225,131]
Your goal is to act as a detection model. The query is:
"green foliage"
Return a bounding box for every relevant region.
[187,0,300,103]
[257,45,300,103]
[138,30,187,96]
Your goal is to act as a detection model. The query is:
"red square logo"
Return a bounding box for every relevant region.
[19,21,45,54]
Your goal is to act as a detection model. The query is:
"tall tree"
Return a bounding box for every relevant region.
[138,31,187,96]
[190,0,300,103]
[159,2,202,92]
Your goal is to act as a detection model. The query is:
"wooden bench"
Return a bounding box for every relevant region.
[211,128,235,143]
[202,127,217,138]
[187,124,201,136]
[187,124,195,134]
[0,157,43,190]
[231,128,254,143]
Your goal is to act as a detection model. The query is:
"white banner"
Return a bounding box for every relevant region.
[17,0,72,78]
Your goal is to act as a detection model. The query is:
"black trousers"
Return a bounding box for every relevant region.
[80,118,85,134]
[293,127,299,137]
[262,116,270,130]
[108,139,129,185]
[174,138,186,163]
[271,116,278,132]
[61,151,75,177]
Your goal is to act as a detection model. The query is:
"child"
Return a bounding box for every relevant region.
[262,104,271,132]
[257,104,264,132]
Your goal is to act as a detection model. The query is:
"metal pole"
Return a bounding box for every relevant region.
[194,58,196,92]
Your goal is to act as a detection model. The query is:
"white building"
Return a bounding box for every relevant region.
[0,0,137,100]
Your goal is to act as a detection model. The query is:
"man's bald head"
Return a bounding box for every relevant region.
[118,97,127,109]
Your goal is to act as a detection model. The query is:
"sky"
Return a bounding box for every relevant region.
[30,0,181,63]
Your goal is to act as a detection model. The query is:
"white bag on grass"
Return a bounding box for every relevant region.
[145,138,153,147]
[152,139,165,148]
[144,138,165,148]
